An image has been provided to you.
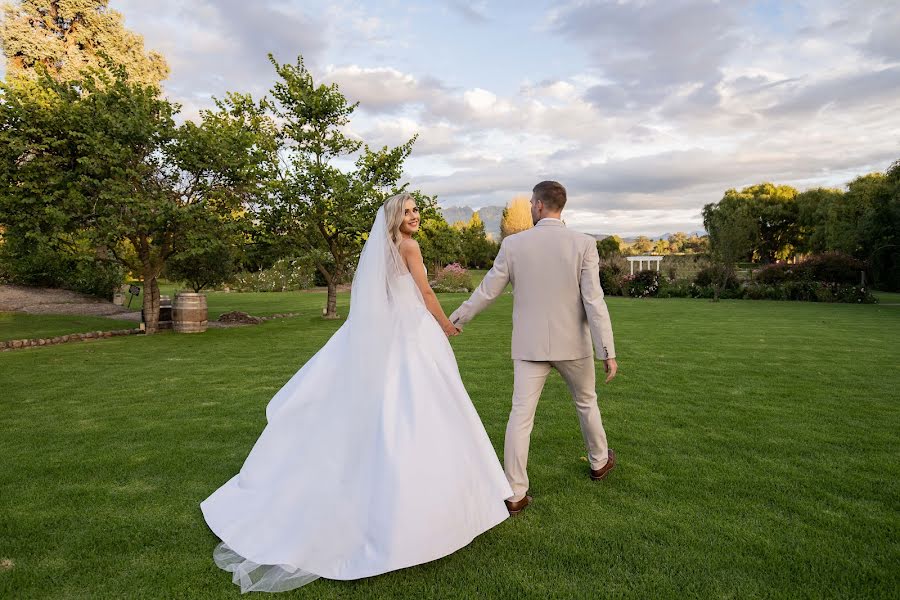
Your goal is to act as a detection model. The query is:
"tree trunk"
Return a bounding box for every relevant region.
[324,282,339,319]
[142,272,161,333]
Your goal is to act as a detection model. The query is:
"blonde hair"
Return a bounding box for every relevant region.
[383,192,415,245]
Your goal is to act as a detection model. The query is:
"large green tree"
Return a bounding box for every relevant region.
[719,183,799,263]
[0,0,168,84]
[702,198,755,301]
[858,166,899,291]
[0,68,276,332]
[796,187,844,254]
[417,214,459,273]
[455,211,497,268]
[256,55,417,318]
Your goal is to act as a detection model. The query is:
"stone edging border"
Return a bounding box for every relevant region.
[1,328,143,352]
[0,313,305,352]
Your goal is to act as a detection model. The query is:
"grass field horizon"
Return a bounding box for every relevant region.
[1,290,898,598]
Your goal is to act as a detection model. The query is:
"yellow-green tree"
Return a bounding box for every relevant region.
[1,0,168,84]
[632,236,653,254]
[500,196,533,240]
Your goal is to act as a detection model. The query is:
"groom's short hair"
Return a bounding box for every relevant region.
[533,181,567,211]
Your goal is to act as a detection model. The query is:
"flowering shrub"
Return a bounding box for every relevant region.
[431,263,474,293]
[229,258,315,292]
[624,269,660,298]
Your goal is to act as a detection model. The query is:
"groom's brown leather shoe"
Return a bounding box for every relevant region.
[590,449,616,481]
[505,495,532,516]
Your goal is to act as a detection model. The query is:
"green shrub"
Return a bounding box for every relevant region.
[657,279,693,298]
[0,235,123,298]
[694,264,740,289]
[742,282,785,301]
[793,252,866,284]
[740,281,875,303]
[598,256,626,296]
[70,258,125,298]
[753,262,792,284]
[753,253,867,286]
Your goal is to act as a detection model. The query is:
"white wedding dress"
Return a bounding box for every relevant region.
[201,207,513,593]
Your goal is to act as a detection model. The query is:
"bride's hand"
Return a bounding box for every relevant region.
[442,321,461,337]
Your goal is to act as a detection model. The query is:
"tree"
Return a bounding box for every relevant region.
[653,238,669,255]
[796,187,844,255]
[702,200,755,301]
[684,233,709,254]
[860,164,899,291]
[1,0,168,84]
[418,214,460,272]
[719,183,799,263]
[668,232,688,253]
[256,55,416,318]
[165,217,242,293]
[596,235,621,258]
[632,236,653,254]
[500,196,532,239]
[0,68,276,332]
[456,211,498,268]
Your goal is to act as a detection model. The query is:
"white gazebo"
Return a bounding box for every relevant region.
[626,255,663,275]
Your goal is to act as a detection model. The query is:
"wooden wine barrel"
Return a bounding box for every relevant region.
[173,292,208,333]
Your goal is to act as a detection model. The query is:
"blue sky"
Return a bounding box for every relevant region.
[100,1,900,235]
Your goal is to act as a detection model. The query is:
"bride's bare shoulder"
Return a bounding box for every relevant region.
[398,238,420,255]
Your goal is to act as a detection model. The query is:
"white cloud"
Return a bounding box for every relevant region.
[96,0,900,235]
[321,65,441,112]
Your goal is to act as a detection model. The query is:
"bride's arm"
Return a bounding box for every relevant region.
[399,239,459,336]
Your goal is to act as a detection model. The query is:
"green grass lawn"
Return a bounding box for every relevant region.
[873,290,900,303]
[0,312,131,342]
[1,293,898,598]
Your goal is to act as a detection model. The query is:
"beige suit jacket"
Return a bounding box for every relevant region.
[449,218,616,361]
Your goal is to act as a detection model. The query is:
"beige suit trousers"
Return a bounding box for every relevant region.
[506,357,609,501]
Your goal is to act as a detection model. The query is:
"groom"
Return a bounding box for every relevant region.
[449,181,618,516]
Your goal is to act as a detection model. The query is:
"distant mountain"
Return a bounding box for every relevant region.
[477,206,504,240]
[592,231,707,243]
[439,205,504,240]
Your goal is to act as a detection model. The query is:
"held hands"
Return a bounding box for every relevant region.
[603,358,618,383]
[442,321,461,337]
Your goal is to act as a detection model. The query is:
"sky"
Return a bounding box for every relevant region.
[41,1,900,235]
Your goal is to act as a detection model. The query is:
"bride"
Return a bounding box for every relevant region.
[201,192,513,593]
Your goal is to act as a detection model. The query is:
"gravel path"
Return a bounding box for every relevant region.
[0,284,140,319]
